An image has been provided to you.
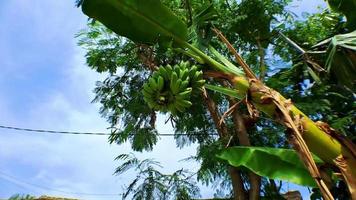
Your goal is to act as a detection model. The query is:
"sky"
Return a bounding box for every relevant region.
[0,0,325,199]
[0,1,198,199]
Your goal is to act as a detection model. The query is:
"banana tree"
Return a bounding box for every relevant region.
[78,0,356,199]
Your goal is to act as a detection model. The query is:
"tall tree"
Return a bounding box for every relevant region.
[76,0,355,199]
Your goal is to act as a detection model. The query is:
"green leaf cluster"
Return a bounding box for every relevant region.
[115,154,200,200]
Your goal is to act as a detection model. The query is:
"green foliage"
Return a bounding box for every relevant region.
[81,0,188,46]
[115,153,200,200]
[8,194,35,200]
[218,147,324,187]
[231,0,291,48]
[314,30,356,88]
[186,139,234,198]
[273,9,342,61]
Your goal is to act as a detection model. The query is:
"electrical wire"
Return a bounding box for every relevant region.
[0,171,120,197]
[0,125,218,136]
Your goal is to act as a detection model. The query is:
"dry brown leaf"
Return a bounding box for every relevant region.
[334,155,356,199]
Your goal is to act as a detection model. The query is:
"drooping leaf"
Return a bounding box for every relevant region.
[217,146,324,187]
[314,30,356,88]
[81,0,188,46]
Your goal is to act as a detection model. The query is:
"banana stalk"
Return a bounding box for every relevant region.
[232,76,356,199]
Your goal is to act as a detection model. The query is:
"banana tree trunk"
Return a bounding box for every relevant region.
[232,76,356,199]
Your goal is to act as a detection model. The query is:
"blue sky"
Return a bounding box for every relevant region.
[0,0,325,199]
[0,1,198,199]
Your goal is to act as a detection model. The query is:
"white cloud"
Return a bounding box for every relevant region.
[0,6,200,199]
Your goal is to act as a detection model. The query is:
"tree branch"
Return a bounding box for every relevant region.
[228,99,261,200]
[201,88,247,200]
[201,88,228,138]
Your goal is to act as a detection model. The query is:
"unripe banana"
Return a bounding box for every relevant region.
[180,61,189,69]
[174,102,186,112]
[144,96,157,109]
[157,76,164,91]
[193,71,203,82]
[179,80,190,91]
[176,88,192,98]
[193,79,206,88]
[175,99,193,108]
[149,78,158,91]
[189,66,198,78]
[143,83,154,94]
[142,62,204,114]
[168,103,177,115]
[158,67,169,80]
[152,71,160,79]
[180,69,189,81]
[171,79,182,94]
[166,64,173,73]
[174,65,181,77]
[142,89,153,99]
[170,72,179,94]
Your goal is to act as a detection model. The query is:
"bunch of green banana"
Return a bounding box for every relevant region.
[142,62,205,114]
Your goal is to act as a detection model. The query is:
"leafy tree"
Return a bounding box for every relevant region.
[8,194,35,200]
[76,0,355,199]
[115,154,200,200]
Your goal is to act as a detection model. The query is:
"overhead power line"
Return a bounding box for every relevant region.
[0,125,109,136]
[0,125,218,136]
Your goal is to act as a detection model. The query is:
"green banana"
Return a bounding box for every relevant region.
[179,80,190,91]
[157,76,164,91]
[144,96,157,109]
[143,83,154,94]
[175,89,192,100]
[142,89,153,99]
[168,103,177,115]
[142,62,205,114]
[172,79,182,94]
[193,79,205,87]
[189,66,198,78]
[158,66,169,80]
[166,64,173,73]
[175,99,193,108]
[193,71,203,82]
[149,78,158,91]
[174,102,186,112]
[174,65,181,77]
[152,71,160,79]
[170,72,179,94]
[180,69,189,81]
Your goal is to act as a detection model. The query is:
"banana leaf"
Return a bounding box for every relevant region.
[217,146,324,187]
[313,30,356,88]
[80,0,188,46]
